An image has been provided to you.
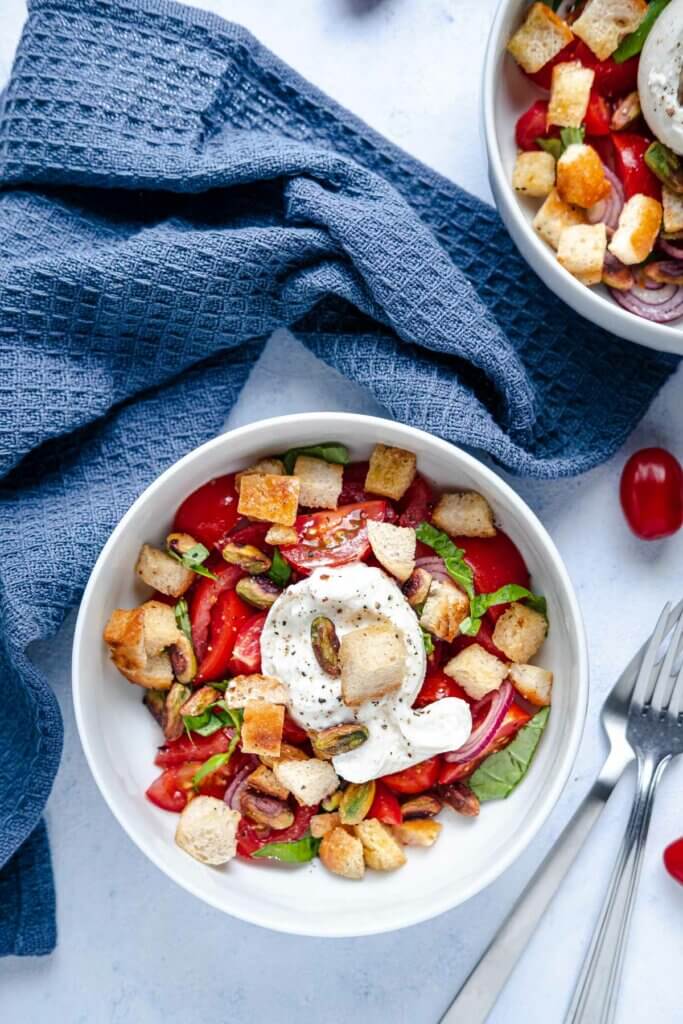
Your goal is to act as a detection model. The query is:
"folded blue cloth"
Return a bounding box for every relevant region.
[0,0,677,956]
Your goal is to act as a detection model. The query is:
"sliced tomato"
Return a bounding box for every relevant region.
[155,729,231,767]
[584,90,610,137]
[228,611,267,675]
[515,100,559,152]
[173,474,239,549]
[368,781,403,825]
[145,760,230,812]
[612,132,662,200]
[338,461,370,505]
[398,474,434,528]
[454,530,530,623]
[573,41,639,99]
[438,704,532,785]
[280,500,387,574]
[382,756,441,795]
[237,804,318,858]
[195,589,251,683]
[414,668,471,709]
[282,713,309,745]
[189,564,244,660]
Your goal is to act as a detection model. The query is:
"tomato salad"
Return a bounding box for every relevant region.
[507,0,683,322]
[104,442,553,879]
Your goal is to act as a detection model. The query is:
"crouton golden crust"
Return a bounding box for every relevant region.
[507,2,574,74]
[364,444,417,501]
[104,601,180,690]
[319,826,365,879]
[225,673,289,708]
[557,223,607,287]
[273,758,340,806]
[237,473,300,526]
[235,458,285,492]
[392,819,443,847]
[608,194,662,266]
[340,624,406,707]
[533,189,586,250]
[492,602,548,663]
[431,491,496,538]
[572,0,647,61]
[556,144,611,209]
[175,797,240,865]
[444,643,509,701]
[548,61,594,128]
[247,764,290,800]
[135,544,194,597]
[419,579,469,643]
[240,702,285,758]
[310,811,342,838]
[512,151,556,198]
[663,187,683,236]
[508,663,554,706]
[354,818,407,871]
[294,455,343,509]
[367,520,416,582]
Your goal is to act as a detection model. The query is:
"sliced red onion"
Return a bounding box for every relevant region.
[414,556,450,582]
[610,282,683,323]
[587,165,624,230]
[224,761,256,810]
[443,681,514,763]
[658,236,683,259]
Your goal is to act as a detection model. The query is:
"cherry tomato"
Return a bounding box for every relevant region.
[368,782,403,825]
[228,611,267,675]
[455,530,530,622]
[515,100,558,152]
[620,447,683,540]
[146,759,230,812]
[237,805,318,858]
[382,756,441,794]
[189,564,243,660]
[612,133,662,200]
[173,474,239,548]
[280,500,387,574]
[398,474,434,528]
[663,837,683,885]
[584,90,610,136]
[573,41,639,98]
[524,41,575,90]
[338,461,370,505]
[414,668,471,708]
[155,729,231,767]
[194,589,251,683]
[282,713,309,745]
[438,704,532,784]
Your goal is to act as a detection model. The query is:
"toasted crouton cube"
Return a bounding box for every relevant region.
[419,579,470,643]
[104,600,181,690]
[175,796,240,865]
[364,444,417,501]
[240,702,285,758]
[402,567,432,608]
[557,223,607,286]
[235,458,285,492]
[512,151,556,198]
[557,144,611,208]
[273,758,340,806]
[247,764,290,800]
[609,194,663,266]
[354,818,407,871]
[310,811,341,838]
[367,520,416,582]
[135,544,194,598]
[293,455,343,509]
[507,2,574,73]
[492,602,548,663]
[444,644,508,701]
[319,826,365,879]
[265,524,298,546]
[663,188,683,236]
[238,473,300,526]
[533,188,586,249]
[573,0,647,61]
[340,624,406,707]
[258,742,309,769]
[508,663,554,706]
[548,61,594,128]
[392,819,442,848]
[225,673,289,708]
[432,491,496,539]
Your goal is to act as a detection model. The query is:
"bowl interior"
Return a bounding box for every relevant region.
[73,413,586,937]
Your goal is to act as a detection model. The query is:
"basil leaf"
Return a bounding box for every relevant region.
[193,715,225,737]
[468,707,550,802]
[421,627,434,655]
[560,125,585,149]
[168,542,217,581]
[191,752,230,788]
[252,834,321,863]
[536,137,563,161]
[174,598,192,643]
[613,0,670,62]
[183,710,212,731]
[470,583,547,620]
[459,616,481,637]
[415,522,475,599]
[269,547,291,587]
[281,442,349,475]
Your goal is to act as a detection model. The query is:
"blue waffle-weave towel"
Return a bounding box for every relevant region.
[0,0,677,956]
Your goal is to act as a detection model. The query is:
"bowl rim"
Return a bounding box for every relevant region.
[72,411,589,937]
[482,0,683,356]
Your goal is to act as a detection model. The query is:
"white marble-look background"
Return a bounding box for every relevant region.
[1,2,682,1022]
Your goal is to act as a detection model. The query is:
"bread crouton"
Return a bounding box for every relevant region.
[508,663,554,706]
[492,602,548,663]
[225,673,289,708]
[104,600,180,690]
[557,144,611,208]
[609,194,663,265]
[367,520,416,582]
[507,2,574,73]
[258,742,309,769]
[402,567,432,608]
[135,544,194,597]
[175,796,240,865]
[265,524,299,546]
[235,458,285,492]
[512,151,556,198]
[273,758,339,806]
[240,701,285,758]
[237,473,300,526]
[533,188,586,249]
[548,61,594,128]
[293,455,343,509]
[392,819,442,848]
[354,818,407,871]
[247,764,290,800]
[557,223,607,286]
[364,444,417,501]
[444,644,508,701]
[340,624,406,707]
[663,187,683,236]
[419,579,470,643]
[573,0,647,60]
[310,811,341,838]
[431,491,496,538]
[319,826,365,879]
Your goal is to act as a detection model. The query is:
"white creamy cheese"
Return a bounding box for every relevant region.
[260,563,472,783]
[639,0,683,154]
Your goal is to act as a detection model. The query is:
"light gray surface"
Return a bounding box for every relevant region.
[1,2,683,1022]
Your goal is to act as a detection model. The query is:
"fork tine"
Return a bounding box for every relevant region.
[630,602,672,712]
[651,611,683,713]
[668,657,683,721]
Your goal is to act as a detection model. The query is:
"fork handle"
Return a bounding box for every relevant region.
[564,752,670,1024]
[439,751,626,1024]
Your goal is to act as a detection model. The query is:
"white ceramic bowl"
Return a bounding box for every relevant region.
[72,413,588,937]
[483,0,683,356]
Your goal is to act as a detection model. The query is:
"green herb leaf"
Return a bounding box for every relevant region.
[280,442,350,475]
[174,598,192,643]
[168,542,217,581]
[470,584,547,621]
[560,125,585,150]
[183,711,226,737]
[415,522,475,599]
[269,547,292,587]
[191,752,230,788]
[421,628,435,655]
[459,616,481,637]
[468,707,550,802]
[536,137,563,161]
[252,834,321,862]
[613,0,670,62]
[645,141,683,194]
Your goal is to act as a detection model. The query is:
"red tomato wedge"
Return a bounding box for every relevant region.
[237,805,318,858]
[155,729,231,767]
[280,500,387,574]
[194,589,251,683]
[228,611,267,675]
[368,781,403,825]
[573,41,639,99]
[382,756,441,795]
[612,133,661,201]
[454,530,530,623]
[146,760,230,812]
[282,713,309,745]
[398,474,434,528]
[414,668,471,709]
[515,100,559,152]
[189,564,243,660]
[438,704,532,785]
[620,447,683,541]
[173,473,239,548]
[584,90,610,137]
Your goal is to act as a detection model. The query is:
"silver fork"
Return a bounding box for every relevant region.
[566,602,683,1023]
[440,600,683,1024]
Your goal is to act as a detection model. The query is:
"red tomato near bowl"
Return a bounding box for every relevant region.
[228,611,267,675]
[280,500,387,574]
[194,589,251,683]
[382,756,441,794]
[620,447,683,540]
[414,668,471,708]
[368,782,403,825]
[189,563,244,660]
[173,473,239,548]
[663,838,683,885]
